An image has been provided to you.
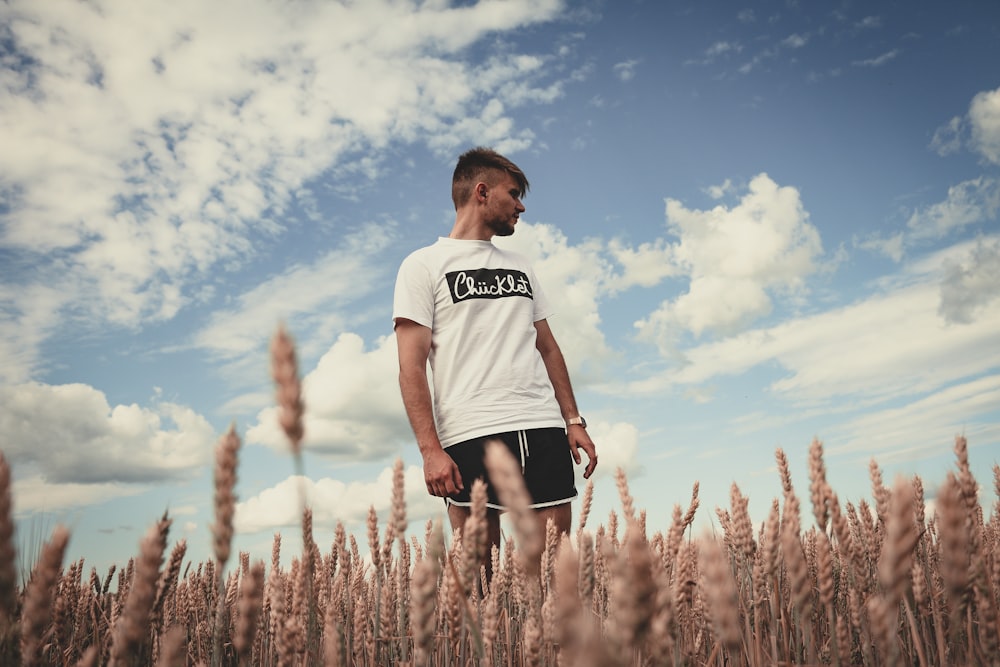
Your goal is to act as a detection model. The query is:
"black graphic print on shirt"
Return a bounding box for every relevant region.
[445,268,534,303]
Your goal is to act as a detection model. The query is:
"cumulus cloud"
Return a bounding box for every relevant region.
[635,173,824,351]
[906,177,999,241]
[582,421,640,480]
[0,0,568,381]
[627,240,1000,409]
[860,175,999,261]
[605,238,679,291]
[235,419,639,536]
[930,85,1000,164]
[939,238,1000,324]
[969,86,1000,165]
[12,477,146,515]
[248,333,408,459]
[0,382,215,490]
[234,463,440,534]
[496,222,617,380]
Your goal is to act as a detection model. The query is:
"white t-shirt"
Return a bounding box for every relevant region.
[393,237,564,447]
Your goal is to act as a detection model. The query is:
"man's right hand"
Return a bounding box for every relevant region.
[423,447,464,497]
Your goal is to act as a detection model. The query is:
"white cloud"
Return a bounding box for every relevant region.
[853,49,900,67]
[704,179,734,200]
[605,238,679,291]
[969,86,1000,165]
[11,476,146,515]
[782,34,808,49]
[234,463,440,534]
[583,421,640,480]
[0,382,216,487]
[930,86,1000,164]
[627,240,1000,409]
[169,505,199,517]
[247,333,408,459]
[0,0,569,381]
[708,42,741,57]
[830,374,1000,463]
[0,285,68,384]
[193,225,395,359]
[939,237,1000,324]
[613,59,640,82]
[235,419,639,536]
[930,116,964,157]
[859,175,998,262]
[906,176,999,241]
[495,222,617,380]
[635,173,824,349]
[857,231,905,262]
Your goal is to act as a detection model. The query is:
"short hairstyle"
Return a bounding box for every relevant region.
[451,147,529,209]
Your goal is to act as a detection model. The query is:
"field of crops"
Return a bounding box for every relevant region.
[1,329,997,666]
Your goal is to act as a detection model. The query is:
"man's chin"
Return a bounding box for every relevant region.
[488,223,516,237]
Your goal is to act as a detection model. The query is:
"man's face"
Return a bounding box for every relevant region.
[483,175,525,237]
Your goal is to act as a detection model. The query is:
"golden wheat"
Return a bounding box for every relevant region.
[2,329,998,666]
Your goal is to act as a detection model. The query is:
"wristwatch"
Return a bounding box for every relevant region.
[566,415,587,429]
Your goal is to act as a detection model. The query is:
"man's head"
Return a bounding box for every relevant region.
[451,147,529,211]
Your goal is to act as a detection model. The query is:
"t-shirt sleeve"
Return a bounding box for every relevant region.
[529,266,556,322]
[392,253,435,329]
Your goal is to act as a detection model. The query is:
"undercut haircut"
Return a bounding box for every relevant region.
[451,147,530,210]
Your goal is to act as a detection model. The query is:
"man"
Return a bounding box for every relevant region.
[393,146,598,559]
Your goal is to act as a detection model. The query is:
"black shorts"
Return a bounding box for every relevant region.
[445,427,577,510]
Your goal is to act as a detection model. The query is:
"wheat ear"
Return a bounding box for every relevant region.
[109,514,170,666]
[270,324,305,457]
[20,525,70,667]
[234,561,265,664]
[484,440,542,577]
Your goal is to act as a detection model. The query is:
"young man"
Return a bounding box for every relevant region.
[393,147,598,556]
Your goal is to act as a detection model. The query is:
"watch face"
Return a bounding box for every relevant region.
[579,416,587,429]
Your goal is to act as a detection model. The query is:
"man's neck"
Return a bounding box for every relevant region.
[448,211,494,241]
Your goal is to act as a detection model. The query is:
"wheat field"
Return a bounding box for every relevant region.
[1,328,997,666]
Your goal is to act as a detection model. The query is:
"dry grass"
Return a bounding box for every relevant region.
[0,330,998,665]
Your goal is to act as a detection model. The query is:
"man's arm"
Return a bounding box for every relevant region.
[395,318,464,496]
[534,319,598,479]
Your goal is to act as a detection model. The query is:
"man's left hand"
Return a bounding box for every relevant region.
[567,424,597,479]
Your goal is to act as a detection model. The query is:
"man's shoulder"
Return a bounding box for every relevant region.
[398,241,441,271]
[491,244,536,269]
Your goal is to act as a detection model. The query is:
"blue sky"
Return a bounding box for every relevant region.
[1,0,998,574]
